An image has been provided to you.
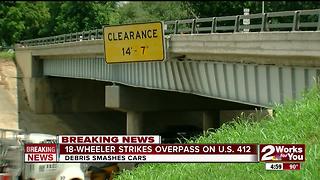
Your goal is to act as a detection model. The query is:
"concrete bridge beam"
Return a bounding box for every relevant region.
[169,32,320,67]
[105,85,254,112]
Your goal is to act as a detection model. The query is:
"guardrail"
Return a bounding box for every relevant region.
[20,9,320,47]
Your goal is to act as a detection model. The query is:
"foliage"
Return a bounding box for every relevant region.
[1,1,320,45]
[0,1,119,45]
[0,50,15,61]
[185,1,320,18]
[0,2,50,45]
[117,1,192,24]
[52,1,119,35]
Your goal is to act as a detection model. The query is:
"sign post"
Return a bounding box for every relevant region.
[243,8,250,32]
[103,22,166,63]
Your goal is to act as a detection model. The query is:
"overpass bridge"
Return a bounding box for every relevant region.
[15,9,320,135]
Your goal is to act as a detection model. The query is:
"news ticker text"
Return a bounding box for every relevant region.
[24,135,305,164]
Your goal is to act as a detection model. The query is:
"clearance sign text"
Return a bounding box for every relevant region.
[103,22,165,63]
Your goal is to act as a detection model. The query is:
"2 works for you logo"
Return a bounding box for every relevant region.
[259,144,305,162]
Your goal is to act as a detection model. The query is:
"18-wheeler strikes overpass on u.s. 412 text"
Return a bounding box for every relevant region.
[15,9,320,135]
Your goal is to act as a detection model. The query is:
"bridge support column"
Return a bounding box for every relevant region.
[202,111,220,131]
[126,111,143,135]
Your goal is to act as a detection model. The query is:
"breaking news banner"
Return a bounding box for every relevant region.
[58,135,161,144]
[58,144,258,163]
[265,163,301,171]
[23,135,306,169]
[259,144,305,162]
[24,144,57,163]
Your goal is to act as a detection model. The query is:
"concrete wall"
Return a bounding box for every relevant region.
[15,50,33,77]
[18,40,103,57]
[15,49,32,105]
[14,44,112,113]
[16,31,320,67]
[105,85,256,112]
[169,31,320,67]
[47,77,111,113]
[26,77,53,113]
[15,50,44,113]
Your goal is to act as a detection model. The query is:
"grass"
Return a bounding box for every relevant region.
[0,50,15,61]
[115,85,320,180]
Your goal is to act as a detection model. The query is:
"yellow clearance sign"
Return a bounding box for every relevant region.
[103,22,165,63]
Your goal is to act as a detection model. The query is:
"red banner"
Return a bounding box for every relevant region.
[24,144,57,154]
[58,135,161,144]
[24,144,57,163]
[283,163,301,170]
[22,139,305,164]
[59,144,257,155]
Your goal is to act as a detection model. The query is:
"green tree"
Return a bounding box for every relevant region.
[53,1,119,34]
[185,1,246,18]
[262,1,320,13]
[0,2,50,45]
[42,2,64,37]
[186,1,320,18]
[20,2,51,39]
[117,1,192,24]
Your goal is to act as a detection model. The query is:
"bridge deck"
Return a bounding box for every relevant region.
[15,9,320,107]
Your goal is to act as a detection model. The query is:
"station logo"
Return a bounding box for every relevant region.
[260,144,305,162]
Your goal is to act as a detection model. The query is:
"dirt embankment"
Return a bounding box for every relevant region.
[0,60,18,130]
[0,60,17,100]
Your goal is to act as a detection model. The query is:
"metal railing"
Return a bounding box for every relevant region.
[20,9,320,47]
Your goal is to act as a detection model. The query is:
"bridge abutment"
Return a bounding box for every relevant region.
[15,50,116,112]
[15,50,51,113]
[26,77,53,113]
